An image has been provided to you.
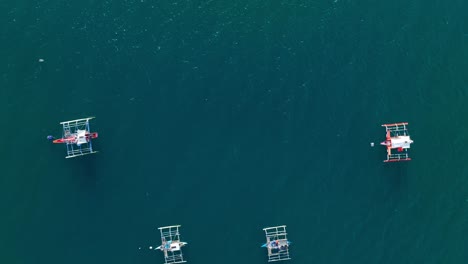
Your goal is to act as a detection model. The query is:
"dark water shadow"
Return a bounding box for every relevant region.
[382,161,410,196]
[66,154,101,194]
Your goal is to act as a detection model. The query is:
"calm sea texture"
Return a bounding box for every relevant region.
[1,0,468,263]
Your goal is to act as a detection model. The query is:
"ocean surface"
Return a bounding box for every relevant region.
[1,0,468,263]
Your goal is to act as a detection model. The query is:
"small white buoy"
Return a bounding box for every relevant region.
[149,246,153,250]
[38,58,44,62]
[370,142,374,147]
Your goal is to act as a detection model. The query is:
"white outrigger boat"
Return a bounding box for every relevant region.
[48,117,98,158]
[152,225,187,264]
[381,122,413,162]
[262,225,291,262]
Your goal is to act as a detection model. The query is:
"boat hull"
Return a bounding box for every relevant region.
[53,132,98,144]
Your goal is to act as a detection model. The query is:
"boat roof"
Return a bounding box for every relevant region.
[390,136,413,148]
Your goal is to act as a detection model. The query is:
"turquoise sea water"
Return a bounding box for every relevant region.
[1,0,468,263]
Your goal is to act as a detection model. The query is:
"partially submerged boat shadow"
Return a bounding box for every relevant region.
[383,162,409,192]
[67,154,100,191]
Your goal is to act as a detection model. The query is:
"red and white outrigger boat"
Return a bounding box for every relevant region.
[381,122,413,162]
[49,117,98,158]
